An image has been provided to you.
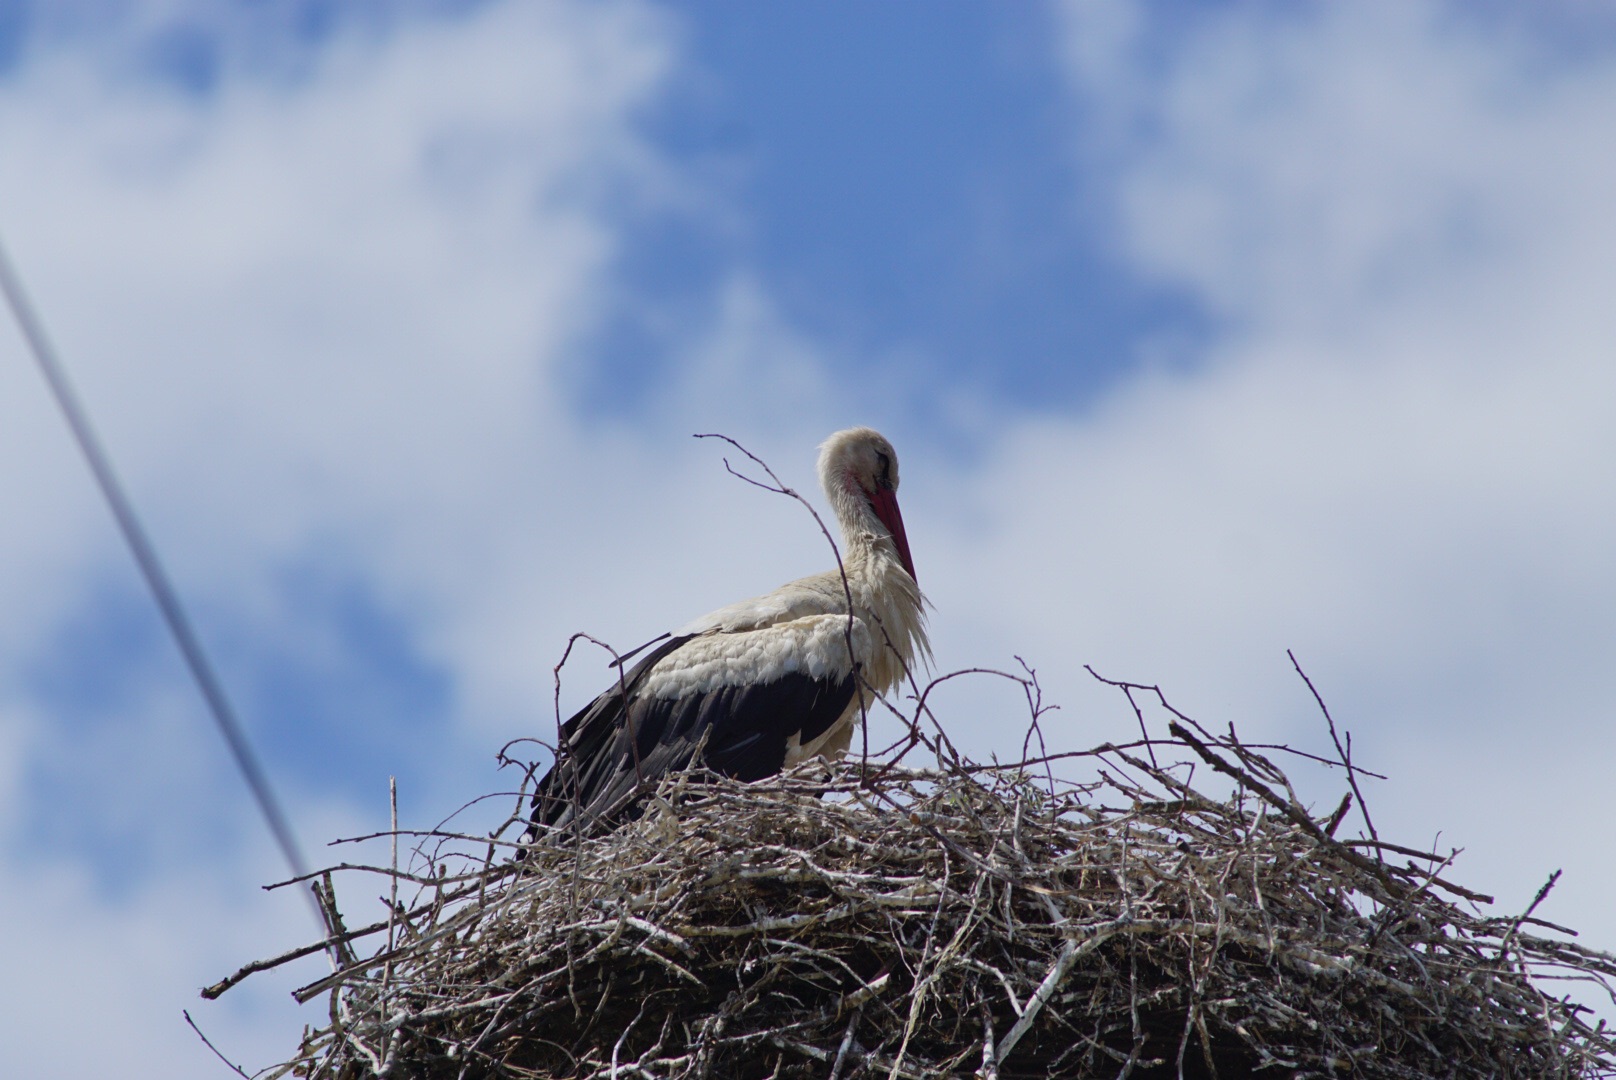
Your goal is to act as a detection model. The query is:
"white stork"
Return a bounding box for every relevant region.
[529,427,929,831]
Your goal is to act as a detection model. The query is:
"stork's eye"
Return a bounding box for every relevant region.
[875,451,892,487]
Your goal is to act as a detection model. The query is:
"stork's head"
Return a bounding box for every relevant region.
[818,427,917,584]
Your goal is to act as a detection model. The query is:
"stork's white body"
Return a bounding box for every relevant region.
[530,428,928,830]
[664,544,928,762]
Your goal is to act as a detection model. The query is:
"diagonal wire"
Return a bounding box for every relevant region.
[0,234,330,936]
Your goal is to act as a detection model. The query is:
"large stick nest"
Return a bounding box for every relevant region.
[215,693,1616,1079]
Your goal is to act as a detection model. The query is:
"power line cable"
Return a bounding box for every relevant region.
[0,235,330,936]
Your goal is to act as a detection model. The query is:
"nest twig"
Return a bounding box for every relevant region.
[209,675,1616,1080]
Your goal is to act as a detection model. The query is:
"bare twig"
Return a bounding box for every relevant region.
[1289,649,1381,850]
[182,1011,250,1079]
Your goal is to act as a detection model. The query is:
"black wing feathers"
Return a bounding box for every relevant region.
[528,636,858,832]
[528,634,694,830]
[703,672,856,781]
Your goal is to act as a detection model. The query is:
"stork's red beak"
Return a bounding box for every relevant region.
[868,487,917,584]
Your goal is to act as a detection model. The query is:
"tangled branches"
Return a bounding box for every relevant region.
[209,676,1616,1080]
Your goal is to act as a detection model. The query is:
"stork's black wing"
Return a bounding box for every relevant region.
[527,633,857,833]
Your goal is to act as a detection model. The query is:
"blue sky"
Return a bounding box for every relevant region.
[1,1,1615,1074]
[583,1,1207,414]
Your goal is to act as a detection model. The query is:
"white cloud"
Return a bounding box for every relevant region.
[0,0,690,715]
[922,0,1616,995]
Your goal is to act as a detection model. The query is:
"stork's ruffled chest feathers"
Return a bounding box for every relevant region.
[844,536,928,694]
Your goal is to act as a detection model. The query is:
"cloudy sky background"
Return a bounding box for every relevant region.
[1,0,1613,1073]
